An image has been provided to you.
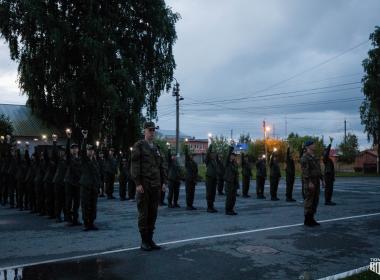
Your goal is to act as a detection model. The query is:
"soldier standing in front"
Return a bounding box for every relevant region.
[323,138,336,206]
[131,122,167,251]
[301,140,324,227]
[241,153,252,198]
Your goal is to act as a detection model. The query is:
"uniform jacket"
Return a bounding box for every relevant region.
[301,153,323,185]
[256,159,267,178]
[205,144,217,179]
[131,140,167,189]
[79,139,100,187]
[269,154,281,178]
[185,148,198,183]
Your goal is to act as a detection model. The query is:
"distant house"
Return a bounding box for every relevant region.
[354,149,378,173]
[0,104,62,151]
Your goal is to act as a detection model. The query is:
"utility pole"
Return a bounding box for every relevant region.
[172,78,183,157]
[231,129,233,142]
[285,116,288,139]
[273,124,276,139]
[263,120,268,165]
[344,119,347,145]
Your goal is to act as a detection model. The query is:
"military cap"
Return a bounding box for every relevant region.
[71,143,78,149]
[304,140,314,147]
[144,121,159,130]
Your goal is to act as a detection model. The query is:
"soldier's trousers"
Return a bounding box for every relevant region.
[217,177,224,194]
[256,176,265,197]
[270,177,280,199]
[324,178,334,202]
[206,176,217,208]
[168,180,180,205]
[17,181,26,210]
[1,173,8,205]
[27,181,36,212]
[136,186,159,234]
[286,175,295,199]
[35,181,45,214]
[119,179,127,199]
[225,182,237,212]
[304,181,320,215]
[99,179,105,195]
[65,183,80,222]
[185,181,196,207]
[128,179,136,200]
[242,176,250,196]
[0,174,5,205]
[8,175,16,207]
[105,174,115,197]
[81,185,98,227]
[55,183,66,219]
[44,182,55,217]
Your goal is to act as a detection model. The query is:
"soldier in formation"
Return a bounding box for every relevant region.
[301,140,324,227]
[131,121,167,251]
[269,151,281,201]
[184,144,198,210]
[285,147,296,202]
[255,155,267,199]
[241,153,252,198]
[224,146,239,215]
[323,138,336,206]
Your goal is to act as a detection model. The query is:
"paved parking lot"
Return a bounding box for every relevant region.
[0,177,379,279]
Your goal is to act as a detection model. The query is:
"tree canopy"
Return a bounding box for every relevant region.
[0,0,179,148]
[0,113,14,136]
[360,26,380,172]
[338,133,359,163]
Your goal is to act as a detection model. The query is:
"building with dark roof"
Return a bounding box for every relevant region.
[0,104,62,150]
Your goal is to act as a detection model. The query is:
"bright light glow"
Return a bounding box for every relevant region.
[42,135,47,140]
[96,141,100,147]
[208,133,212,138]
[266,127,271,132]
[274,148,278,152]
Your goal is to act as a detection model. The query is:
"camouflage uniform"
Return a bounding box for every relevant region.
[53,148,68,222]
[255,159,267,199]
[224,147,239,215]
[80,140,100,230]
[118,157,129,200]
[167,150,182,207]
[269,154,281,200]
[131,139,167,246]
[43,142,58,218]
[64,138,82,224]
[241,154,252,197]
[301,152,323,222]
[285,148,296,201]
[323,144,335,205]
[205,144,218,211]
[185,148,198,209]
[104,153,117,199]
[216,155,225,195]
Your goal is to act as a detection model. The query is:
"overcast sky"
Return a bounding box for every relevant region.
[1,0,379,149]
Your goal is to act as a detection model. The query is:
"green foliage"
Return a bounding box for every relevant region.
[287,132,324,159]
[0,114,13,136]
[210,136,230,159]
[338,133,359,163]
[154,137,170,157]
[0,0,179,149]
[248,138,288,162]
[239,133,251,143]
[361,26,380,146]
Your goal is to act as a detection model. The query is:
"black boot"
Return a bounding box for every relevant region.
[140,232,152,251]
[148,231,161,250]
[310,215,320,226]
[304,214,313,227]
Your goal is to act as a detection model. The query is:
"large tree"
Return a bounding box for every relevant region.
[360,26,380,173]
[0,0,178,148]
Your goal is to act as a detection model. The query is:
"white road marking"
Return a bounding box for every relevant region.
[317,265,369,280]
[0,212,379,271]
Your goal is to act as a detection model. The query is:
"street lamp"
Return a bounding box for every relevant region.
[274,148,278,152]
[42,135,47,142]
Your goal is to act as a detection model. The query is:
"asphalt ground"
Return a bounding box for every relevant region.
[0,177,379,280]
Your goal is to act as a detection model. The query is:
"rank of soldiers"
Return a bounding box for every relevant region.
[0,122,336,250]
